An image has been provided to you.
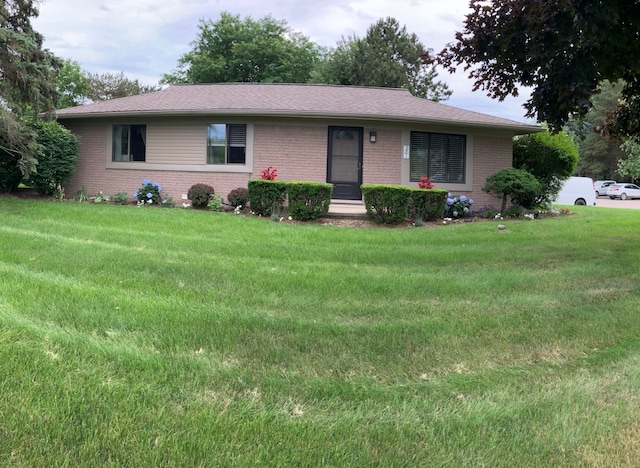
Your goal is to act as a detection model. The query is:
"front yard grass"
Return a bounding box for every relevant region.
[1,198,639,466]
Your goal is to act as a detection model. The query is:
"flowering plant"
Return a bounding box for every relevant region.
[417,176,435,189]
[134,179,163,206]
[260,166,278,180]
[446,193,474,218]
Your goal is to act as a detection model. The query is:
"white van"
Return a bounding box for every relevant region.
[554,177,596,206]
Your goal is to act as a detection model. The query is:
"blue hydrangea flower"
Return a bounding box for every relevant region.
[151,182,159,187]
[158,187,162,192]
[447,197,454,205]
[146,192,153,199]
[460,195,467,202]
[469,199,474,205]
[134,190,139,198]
[143,179,150,185]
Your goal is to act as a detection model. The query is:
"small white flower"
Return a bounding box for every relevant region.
[182,203,190,208]
[288,216,292,221]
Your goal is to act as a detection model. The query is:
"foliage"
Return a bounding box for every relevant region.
[113,191,128,205]
[73,186,89,203]
[187,183,215,209]
[513,130,579,207]
[227,187,248,208]
[410,188,447,221]
[26,120,79,195]
[320,18,451,101]
[55,59,90,108]
[89,192,110,204]
[207,194,223,212]
[362,184,413,224]
[134,179,164,206]
[85,71,159,103]
[0,1,60,178]
[483,168,543,213]
[286,181,333,221]
[476,205,500,219]
[260,166,278,180]
[571,81,626,179]
[618,138,640,183]
[445,194,474,218]
[162,12,320,85]
[435,0,640,135]
[247,179,288,216]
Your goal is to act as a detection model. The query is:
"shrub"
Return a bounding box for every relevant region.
[28,120,79,195]
[113,191,128,205]
[207,194,222,211]
[187,183,215,209]
[227,187,248,208]
[0,155,23,193]
[248,179,287,216]
[134,179,164,206]
[362,184,412,224]
[477,205,500,219]
[410,188,447,221]
[287,181,333,220]
[483,168,542,213]
[446,194,474,218]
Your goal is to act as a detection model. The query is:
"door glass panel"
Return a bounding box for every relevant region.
[331,130,359,182]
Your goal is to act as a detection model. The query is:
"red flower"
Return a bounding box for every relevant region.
[418,176,435,189]
[261,166,278,180]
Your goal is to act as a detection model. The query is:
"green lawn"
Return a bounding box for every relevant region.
[1,198,639,466]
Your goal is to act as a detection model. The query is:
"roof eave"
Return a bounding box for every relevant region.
[56,109,542,135]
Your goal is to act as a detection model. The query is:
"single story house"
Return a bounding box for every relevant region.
[55,83,540,207]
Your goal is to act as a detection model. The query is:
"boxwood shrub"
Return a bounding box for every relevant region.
[247,179,288,216]
[187,183,215,209]
[361,184,413,224]
[286,181,333,220]
[410,188,448,221]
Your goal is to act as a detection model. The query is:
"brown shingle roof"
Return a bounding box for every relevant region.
[55,83,540,134]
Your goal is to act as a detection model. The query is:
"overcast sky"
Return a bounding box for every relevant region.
[33,0,534,123]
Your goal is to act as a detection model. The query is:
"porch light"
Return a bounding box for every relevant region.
[369,131,377,143]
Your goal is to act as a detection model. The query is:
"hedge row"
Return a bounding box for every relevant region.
[247,180,333,220]
[362,184,448,224]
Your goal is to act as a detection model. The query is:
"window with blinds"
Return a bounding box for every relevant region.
[410,132,466,183]
[207,124,247,164]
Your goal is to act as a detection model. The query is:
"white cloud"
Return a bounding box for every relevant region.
[33,0,532,121]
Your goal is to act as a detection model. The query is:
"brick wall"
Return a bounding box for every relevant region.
[362,128,402,185]
[468,135,513,208]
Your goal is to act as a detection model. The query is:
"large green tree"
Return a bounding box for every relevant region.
[436,0,640,135]
[513,130,579,207]
[1,0,60,180]
[319,18,451,101]
[162,12,320,84]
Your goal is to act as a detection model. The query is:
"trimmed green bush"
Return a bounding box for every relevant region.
[410,188,448,221]
[286,181,333,221]
[188,183,215,209]
[362,184,413,224]
[248,179,288,216]
[227,187,248,208]
[27,120,79,195]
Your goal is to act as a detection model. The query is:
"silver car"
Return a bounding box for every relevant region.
[607,183,640,200]
[594,180,616,197]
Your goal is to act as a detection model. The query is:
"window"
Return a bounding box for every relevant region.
[410,132,466,183]
[207,124,246,164]
[112,125,146,162]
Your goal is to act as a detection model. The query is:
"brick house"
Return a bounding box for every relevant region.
[55,83,540,207]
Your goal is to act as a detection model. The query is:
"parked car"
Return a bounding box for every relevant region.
[594,180,616,197]
[554,177,596,206]
[606,183,640,200]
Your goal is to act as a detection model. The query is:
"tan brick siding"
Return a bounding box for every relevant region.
[62,120,514,210]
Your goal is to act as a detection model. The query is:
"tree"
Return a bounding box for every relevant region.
[483,168,542,213]
[86,71,159,102]
[320,18,451,101]
[1,0,60,180]
[55,59,90,108]
[162,12,320,84]
[618,138,640,183]
[513,130,579,206]
[436,0,640,134]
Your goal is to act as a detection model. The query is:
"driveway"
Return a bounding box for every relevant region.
[594,197,640,209]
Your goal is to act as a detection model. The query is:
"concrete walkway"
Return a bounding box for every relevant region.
[327,200,367,217]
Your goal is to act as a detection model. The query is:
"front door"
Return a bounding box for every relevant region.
[327,126,363,200]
